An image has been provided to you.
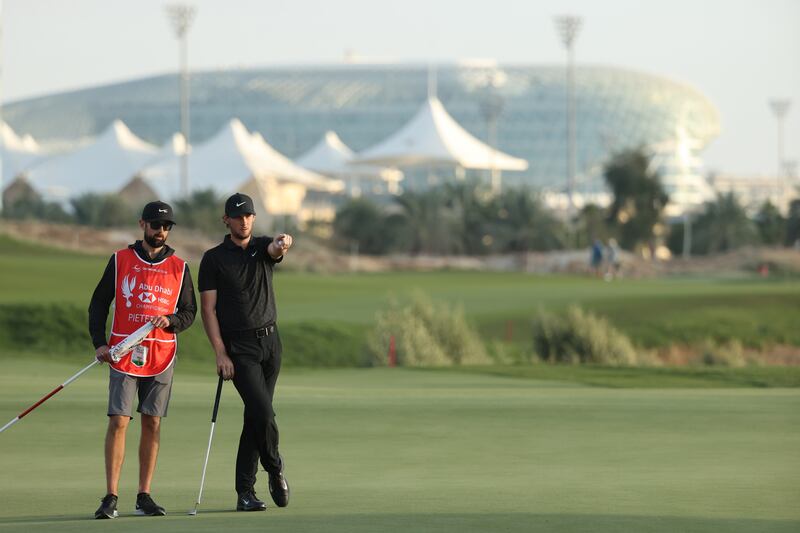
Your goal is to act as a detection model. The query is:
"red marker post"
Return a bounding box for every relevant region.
[505,320,514,342]
[388,335,397,367]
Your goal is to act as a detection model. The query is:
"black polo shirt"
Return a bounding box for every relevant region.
[198,235,282,334]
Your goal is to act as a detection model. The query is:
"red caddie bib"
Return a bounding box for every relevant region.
[109,248,186,377]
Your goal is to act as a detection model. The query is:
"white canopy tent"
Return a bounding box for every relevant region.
[249,130,344,193]
[150,119,342,216]
[172,118,264,196]
[246,130,344,216]
[297,131,403,195]
[27,120,157,204]
[137,133,189,201]
[354,97,528,172]
[1,121,43,182]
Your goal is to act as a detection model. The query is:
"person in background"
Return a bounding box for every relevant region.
[590,238,604,277]
[605,238,621,281]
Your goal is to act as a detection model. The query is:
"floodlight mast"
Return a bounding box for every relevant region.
[480,77,505,195]
[769,99,791,178]
[555,15,582,216]
[166,4,196,198]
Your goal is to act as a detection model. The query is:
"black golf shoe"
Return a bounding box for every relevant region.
[268,455,290,508]
[236,490,267,511]
[135,492,166,516]
[94,493,118,519]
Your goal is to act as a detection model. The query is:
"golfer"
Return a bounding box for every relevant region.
[198,192,292,512]
[88,201,197,519]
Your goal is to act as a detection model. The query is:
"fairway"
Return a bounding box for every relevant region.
[1,360,798,533]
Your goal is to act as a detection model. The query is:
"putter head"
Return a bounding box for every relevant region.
[188,507,198,516]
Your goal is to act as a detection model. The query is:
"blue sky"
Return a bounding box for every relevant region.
[2,0,798,176]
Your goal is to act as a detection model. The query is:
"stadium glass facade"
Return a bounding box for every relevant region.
[4,64,719,192]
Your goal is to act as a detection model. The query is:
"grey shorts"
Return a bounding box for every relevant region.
[108,362,174,418]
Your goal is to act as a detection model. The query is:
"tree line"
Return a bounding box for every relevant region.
[333,149,800,256]
[4,148,799,256]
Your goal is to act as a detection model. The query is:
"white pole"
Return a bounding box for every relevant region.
[769,99,791,206]
[166,4,196,198]
[555,16,582,217]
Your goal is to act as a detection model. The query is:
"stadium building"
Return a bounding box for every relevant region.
[3,63,720,211]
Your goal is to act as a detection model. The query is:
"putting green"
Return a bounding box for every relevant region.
[0,359,798,532]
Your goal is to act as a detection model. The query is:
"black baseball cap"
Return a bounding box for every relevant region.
[141,201,176,224]
[225,192,256,217]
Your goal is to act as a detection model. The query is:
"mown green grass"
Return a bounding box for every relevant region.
[447,364,800,388]
[0,360,798,533]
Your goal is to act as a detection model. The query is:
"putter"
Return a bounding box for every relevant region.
[0,323,154,434]
[189,375,225,516]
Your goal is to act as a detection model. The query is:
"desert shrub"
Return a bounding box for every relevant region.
[532,306,638,365]
[366,292,489,366]
[698,338,747,367]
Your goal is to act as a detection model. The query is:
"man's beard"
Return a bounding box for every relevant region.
[229,225,252,241]
[144,233,166,248]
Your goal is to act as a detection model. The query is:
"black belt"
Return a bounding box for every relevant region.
[224,325,275,340]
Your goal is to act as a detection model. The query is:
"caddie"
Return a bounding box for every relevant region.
[88,201,197,519]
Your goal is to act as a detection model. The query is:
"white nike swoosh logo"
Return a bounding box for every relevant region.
[158,209,167,213]
[251,251,257,257]
[236,202,246,207]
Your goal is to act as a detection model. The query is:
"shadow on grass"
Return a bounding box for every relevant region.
[0,512,797,533]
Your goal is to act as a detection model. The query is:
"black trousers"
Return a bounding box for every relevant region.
[224,329,282,494]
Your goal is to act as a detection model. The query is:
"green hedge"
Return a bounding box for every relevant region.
[0,303,368,367]
[278,321,367,367]
[0,303,89,354]
[0,302,789,369]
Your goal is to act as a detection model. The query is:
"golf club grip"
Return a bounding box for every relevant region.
[211,375,223,423]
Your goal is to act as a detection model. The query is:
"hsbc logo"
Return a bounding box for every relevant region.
[138,292,156,303]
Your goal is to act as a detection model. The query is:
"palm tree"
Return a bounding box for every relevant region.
[496,188,568,252]
[755,201,785,246]
[693,192,758,254]
[784,199,800,247]
[395,189,462,255]
[604,148,669,251]
[332,198,387,255]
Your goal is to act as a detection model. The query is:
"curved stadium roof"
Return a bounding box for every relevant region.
[3,64,720,192]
